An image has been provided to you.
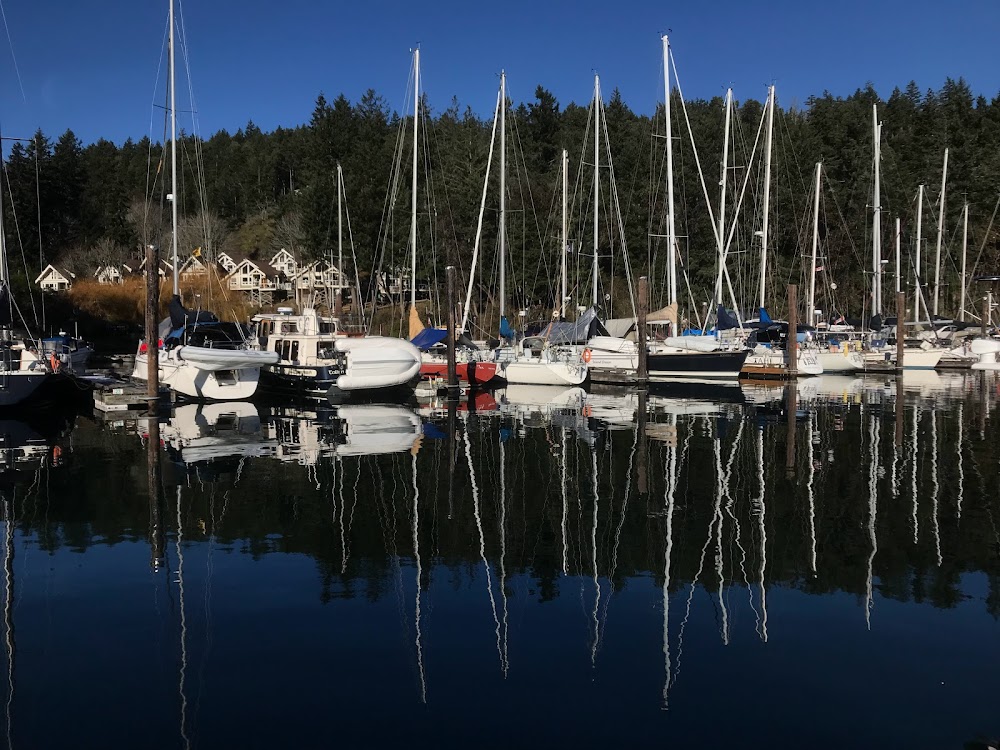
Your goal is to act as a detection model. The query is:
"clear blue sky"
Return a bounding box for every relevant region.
[0,0,996,145]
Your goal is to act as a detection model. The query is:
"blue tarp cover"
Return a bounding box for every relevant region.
[411,327,448,350]
[499,317,516,339]
[759,307,772,324]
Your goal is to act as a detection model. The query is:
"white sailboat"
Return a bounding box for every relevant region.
[583,38,747,382]
[467,71,587,386]
[132,0,277,400]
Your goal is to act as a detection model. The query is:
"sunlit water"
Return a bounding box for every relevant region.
[0,371,997,749]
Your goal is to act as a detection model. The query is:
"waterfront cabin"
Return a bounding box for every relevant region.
[35,264,75,292]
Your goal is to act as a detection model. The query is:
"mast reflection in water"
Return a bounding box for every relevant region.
[0,373,997,748]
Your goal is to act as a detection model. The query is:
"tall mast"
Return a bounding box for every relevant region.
[169,0,179,296]
[592,75,601,308]
[932,148,949,317]
[808,162,822,325]
[561,148,568,319]
[758,85,775,311]
[0,132,6,287]
[872,105,882,316]
[662,35,677,305]
[499,71,507,320]
[714,89,733,308]
[409,48,420,312]
[960,202,969,322]
[914,184,924,324]
[336,162,343,316]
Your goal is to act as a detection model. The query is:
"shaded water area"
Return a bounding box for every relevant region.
[0,371,998,748]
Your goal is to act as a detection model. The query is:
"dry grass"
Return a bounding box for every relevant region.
[68,273,257,325]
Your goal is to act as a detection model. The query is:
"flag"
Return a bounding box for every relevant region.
[815,265,825,272]
[192,247,202,258]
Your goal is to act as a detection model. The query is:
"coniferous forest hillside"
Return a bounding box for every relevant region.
[8,76,1000,329]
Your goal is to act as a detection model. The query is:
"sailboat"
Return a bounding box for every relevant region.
[463,71,586,387]
[583,37,747,382]
[132,0,278,400]
[0,139,50,406]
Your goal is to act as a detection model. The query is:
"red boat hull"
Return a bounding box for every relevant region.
[420,360,498,386]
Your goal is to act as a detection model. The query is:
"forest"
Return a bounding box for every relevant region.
[5,74,999,330]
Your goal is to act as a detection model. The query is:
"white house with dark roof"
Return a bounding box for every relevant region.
[217,252,238,274]
[292,259,342,291]
[269,248,299,278]
[35,264,75,292]
[95,264,125,285]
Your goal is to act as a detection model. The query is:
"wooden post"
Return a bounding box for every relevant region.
[145,244,160,414]
[146,416,164,572]
[446,265,458,396]
[896,291,906,372]
[447,397,457,519]
[636,389,648,498]
[786,284,798,378]
[785,384,797,477]
[894,374,904,448]
[637,276,649,385]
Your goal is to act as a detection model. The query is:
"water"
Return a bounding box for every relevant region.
[0,371,998,749]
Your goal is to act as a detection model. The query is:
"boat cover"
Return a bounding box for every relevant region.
[411,327,448,350]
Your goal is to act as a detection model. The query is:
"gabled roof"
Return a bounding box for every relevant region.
[223,256,279,279]
[34,264,75,284]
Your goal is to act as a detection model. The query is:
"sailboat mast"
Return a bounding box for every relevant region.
[561,148,568,319]
[499,71,506,320]
[932,148,949,316]
[872,106,882,316]
[662,35,677,305]
[758,85,775,311]
[808,162,821,325]
[914,184,924,323]
[593,75,601,308]
[409,48,420,312]
[337,162,343,316]
[169,0,179,296]
[714,89,733,308]
[960,202,969,322]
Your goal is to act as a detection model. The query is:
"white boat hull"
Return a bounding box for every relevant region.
[863,348,943,370]
[134,350,263,400]
[818,349,865,372]
[500,359,588,386]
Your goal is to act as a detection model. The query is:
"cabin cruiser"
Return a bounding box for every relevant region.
[134,295,278,401]
[252,307,421,397]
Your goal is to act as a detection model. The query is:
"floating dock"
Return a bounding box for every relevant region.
[90,379,172,418]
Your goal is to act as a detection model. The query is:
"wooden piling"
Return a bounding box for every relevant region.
[786,284,798,378]
[637,276,648,386]
[896,291,906,373]
[446,265,458,396]
[145,244,160,414]
[785,384,797,477]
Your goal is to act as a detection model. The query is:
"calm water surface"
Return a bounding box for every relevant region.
[0,371,998,749]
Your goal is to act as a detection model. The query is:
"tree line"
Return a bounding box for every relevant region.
[5,76,999,324]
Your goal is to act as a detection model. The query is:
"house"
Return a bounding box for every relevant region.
[269,248,299,278]
[217,252,238,274]
[223,257,282,292]
[95,264,125,285]
[292,259,342,291]
[178,254,224,279]
[35,264,75,292]
[137,257,172,279]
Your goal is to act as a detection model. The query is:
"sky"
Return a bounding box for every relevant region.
[0,0,997,145]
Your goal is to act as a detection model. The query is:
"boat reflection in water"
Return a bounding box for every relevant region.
[1,371,999,747]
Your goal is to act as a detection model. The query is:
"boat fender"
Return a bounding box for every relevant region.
[582,348,592,363]
[582,405,592,417]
